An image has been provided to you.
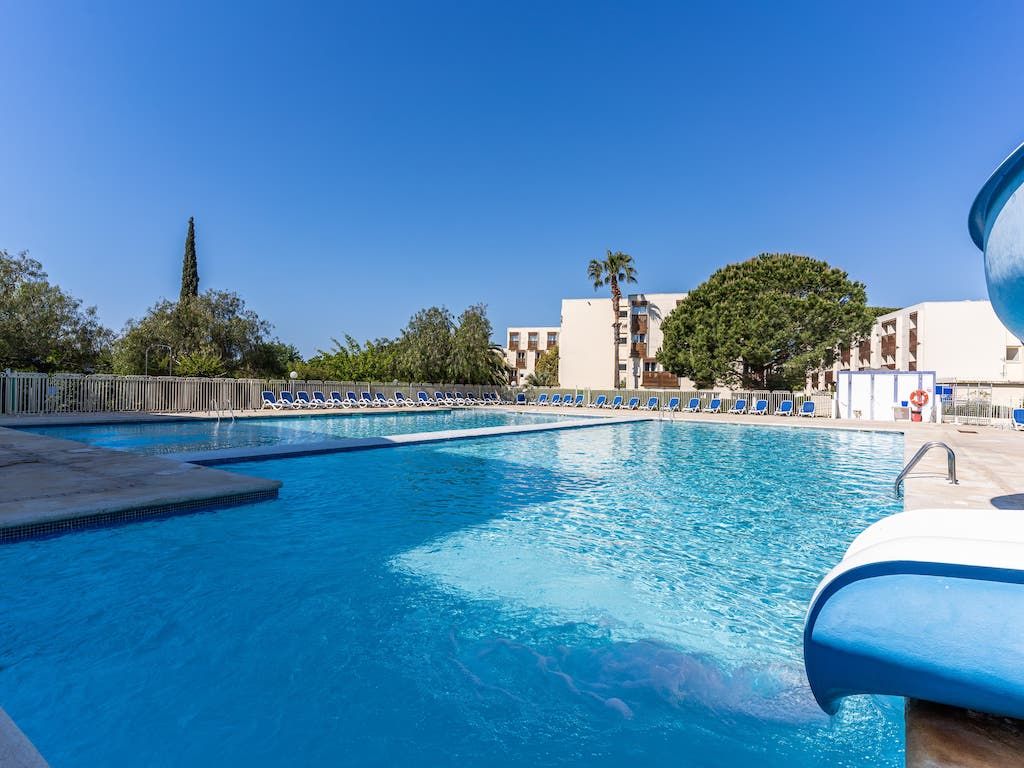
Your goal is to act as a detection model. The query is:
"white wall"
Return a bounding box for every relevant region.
[559,298,615,388]
[913,301,1024,381]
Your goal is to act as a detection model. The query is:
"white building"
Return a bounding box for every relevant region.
[558,291,689,389]
[504,326,559,385]
[814,300,1024,390]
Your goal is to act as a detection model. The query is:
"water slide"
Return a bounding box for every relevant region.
[804,142,1024,719]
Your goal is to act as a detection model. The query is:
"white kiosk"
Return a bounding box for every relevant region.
[835,370,938,422]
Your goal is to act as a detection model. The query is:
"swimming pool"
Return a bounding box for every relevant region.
[17,409,581,455]
[0,421,905,766]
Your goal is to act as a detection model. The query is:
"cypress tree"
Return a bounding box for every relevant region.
[180,216,199,301]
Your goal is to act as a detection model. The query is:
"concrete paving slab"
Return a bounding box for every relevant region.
[0,428,280,541]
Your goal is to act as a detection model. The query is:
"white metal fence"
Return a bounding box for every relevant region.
[0,373,510,415]
[0,372,837,418]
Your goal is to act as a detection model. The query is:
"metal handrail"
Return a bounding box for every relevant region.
[895,441,958,496]
[210,398,221,422]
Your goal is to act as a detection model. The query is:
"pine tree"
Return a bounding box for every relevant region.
[180,217,199,301]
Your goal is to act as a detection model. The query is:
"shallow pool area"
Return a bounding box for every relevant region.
[0,421,905,766]
[16,408,581,455]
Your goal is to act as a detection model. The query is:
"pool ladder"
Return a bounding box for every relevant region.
[894,441,957,497]
[209,399,236,423]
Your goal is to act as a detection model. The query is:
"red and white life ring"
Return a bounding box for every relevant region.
[909,389,929,408]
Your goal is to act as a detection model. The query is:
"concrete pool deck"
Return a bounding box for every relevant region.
[0,427,281,542]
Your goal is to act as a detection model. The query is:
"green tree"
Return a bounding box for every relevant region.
[113,289,287,377]
[303,336,398,381]
[174,349,226,377]
[658,253,874,389]
[0,249,113,372]
[450,304,509,384]
[180,217,199,301]
[587,250,637,387]
[396,306,455,382]
[526,345,559,386]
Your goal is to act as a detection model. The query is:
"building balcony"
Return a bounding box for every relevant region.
[515,360,527,370]
[527,341,539,351]
[630,315,649,334]
[630,342,647,358]
[642,371,679,388]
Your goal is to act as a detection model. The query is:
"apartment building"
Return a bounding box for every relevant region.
[505,326,560,385]
[812,300,1024,390]
[557,292,689,389]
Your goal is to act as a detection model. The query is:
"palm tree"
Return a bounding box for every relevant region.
[587,250,638,388]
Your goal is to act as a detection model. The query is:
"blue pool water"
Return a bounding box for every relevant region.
[17,408,578,455]
[0,422,905,766]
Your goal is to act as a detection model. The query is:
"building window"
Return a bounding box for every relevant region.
[632,334,646,343]
[618,363,627,371]
[516,351,526,361]
[619,310,628,318]
[617,336,627,344]
[509,333,520,348]
[1007,346,1021,362]
[644,361,658,372]
[547,332,557,347]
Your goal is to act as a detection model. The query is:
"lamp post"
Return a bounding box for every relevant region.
[145,344,173,376]
[290,370,298,395]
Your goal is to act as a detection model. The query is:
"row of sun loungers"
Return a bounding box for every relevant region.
[261,389,818,417]
[261,390,509,410]
[513,393,817,416]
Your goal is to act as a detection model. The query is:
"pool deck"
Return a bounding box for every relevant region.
[0,426,281,542]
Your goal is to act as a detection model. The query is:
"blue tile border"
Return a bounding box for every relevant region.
[0,487,280,544]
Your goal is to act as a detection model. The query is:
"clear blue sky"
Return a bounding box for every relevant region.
[3,1,1023,356]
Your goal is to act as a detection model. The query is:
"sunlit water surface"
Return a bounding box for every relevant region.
[0,421,905,766]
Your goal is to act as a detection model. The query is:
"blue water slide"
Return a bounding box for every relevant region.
[803,509,1024,717]
[969,141,1024,340]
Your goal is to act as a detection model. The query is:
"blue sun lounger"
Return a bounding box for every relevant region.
[394,392,414,407]
[640,396,659,410]
[702,398,722,413]
[261,390,283,409]
[750,399,769,415]
[360,391,376,407]
[279,391,303,408]
[728,398,747,414]
[681,397,700,413]
[549,394,563,406]
[375,392,396,407]
[662,397,680,412]
[312,391,333,408]
[775,400,794,416]
[532,393,548,406]
[515,393,527,405]
[345,391,361,407]
[296,391,318,408]
[625,397,641,410]
[330,391,349,407]
[588,394,607,408]
[1014,409,1024,431]
[417,391,433,405]
[798,400,815,417]
[568,394,585,407]
[607,395,624,409]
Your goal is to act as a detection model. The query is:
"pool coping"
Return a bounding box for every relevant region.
[0,427,282,543]
[168,414,653,465]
